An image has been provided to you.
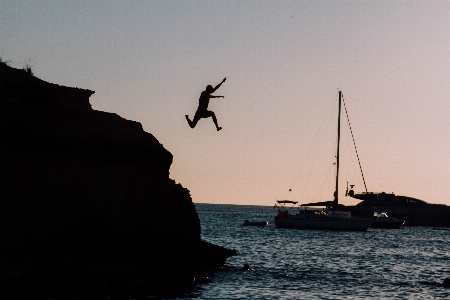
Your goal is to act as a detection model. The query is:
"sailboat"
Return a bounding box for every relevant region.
[274,91,373,231]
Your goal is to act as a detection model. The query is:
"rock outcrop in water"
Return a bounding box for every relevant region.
[0,62,236,297]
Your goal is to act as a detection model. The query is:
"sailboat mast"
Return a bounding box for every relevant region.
[334,91,342,208]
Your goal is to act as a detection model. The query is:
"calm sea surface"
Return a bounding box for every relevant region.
[177,204,450,299]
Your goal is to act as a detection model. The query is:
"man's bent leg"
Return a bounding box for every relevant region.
[210,112,222,131]
[185,115,194,128]
[191,114,202,128]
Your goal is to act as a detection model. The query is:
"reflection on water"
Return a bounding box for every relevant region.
[191,204,450,299]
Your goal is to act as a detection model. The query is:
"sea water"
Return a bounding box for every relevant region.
[178,204,450,299]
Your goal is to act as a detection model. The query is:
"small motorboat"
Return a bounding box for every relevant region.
[243,220,268,226]
[371,211,405,229]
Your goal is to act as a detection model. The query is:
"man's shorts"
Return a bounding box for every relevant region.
[195,110,214,118]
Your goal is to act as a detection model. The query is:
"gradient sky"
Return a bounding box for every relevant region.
[2,1,449,206]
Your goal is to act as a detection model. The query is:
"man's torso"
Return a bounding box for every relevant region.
[197,91,210,112]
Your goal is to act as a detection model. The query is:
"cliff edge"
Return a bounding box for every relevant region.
[0,63,236,297]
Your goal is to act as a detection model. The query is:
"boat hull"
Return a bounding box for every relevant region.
[371,220,404,229]
[275,214,373,231]
[243,221,268,226]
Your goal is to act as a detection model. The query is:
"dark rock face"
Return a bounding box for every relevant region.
[0,63,235,297]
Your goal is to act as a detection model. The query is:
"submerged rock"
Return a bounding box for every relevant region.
[0,62,235,297]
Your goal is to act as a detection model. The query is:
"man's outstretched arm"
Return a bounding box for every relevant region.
[210,95,224,98]
[212,77,226,92]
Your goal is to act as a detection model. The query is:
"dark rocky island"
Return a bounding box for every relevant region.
[0,62,236,297]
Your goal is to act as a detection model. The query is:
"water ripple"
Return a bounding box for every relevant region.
[191,204,450,299]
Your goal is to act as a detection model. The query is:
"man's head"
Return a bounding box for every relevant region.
[206,85,213,93]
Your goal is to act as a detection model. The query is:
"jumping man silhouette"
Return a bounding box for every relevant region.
[186,77,226,131]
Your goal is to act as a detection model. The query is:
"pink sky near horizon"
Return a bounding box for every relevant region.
[1,1,449,207]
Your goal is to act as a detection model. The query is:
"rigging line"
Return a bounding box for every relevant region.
[346,122,366,190]
[298,96,338,202]
[345,124,364,189]
[341,94,368,192]
[285,96,337,199]
[312,158,335,202]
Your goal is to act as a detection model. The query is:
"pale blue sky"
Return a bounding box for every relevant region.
[1,1,449,206]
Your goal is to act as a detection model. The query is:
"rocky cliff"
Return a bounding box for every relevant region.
[0,63,235,297]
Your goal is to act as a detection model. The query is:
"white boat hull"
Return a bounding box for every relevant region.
[275,214,373,231]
